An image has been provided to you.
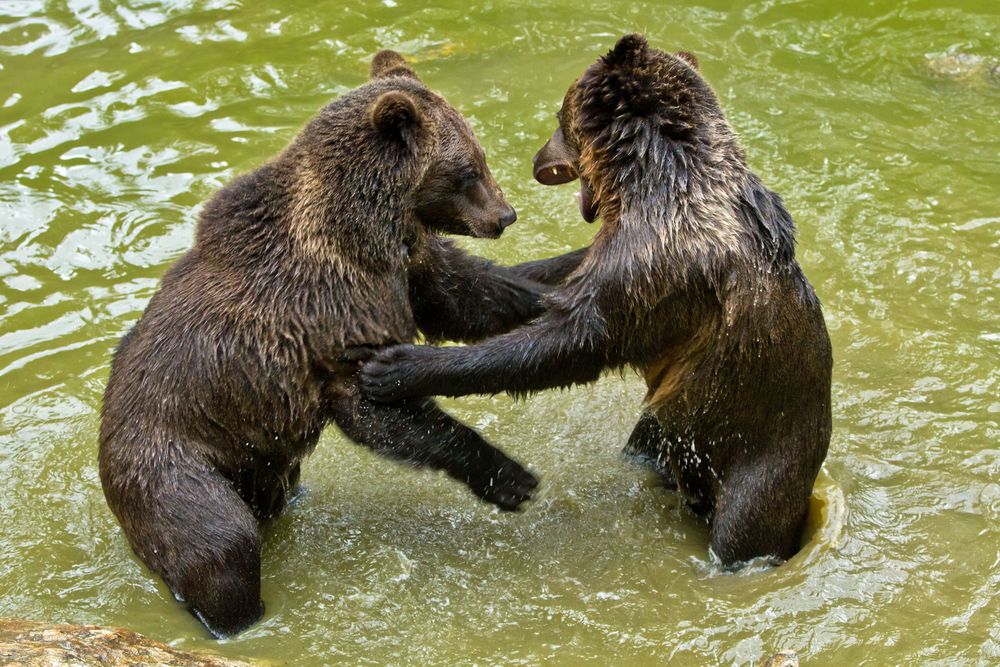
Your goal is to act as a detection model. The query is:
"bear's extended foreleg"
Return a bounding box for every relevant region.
[360,306,611,402]
[333,396,537,511]
[408,237,550,343]
[505,246,589,285]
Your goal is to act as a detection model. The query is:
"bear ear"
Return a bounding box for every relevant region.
[674,51,699,70]
[603,33,649,69]
[370,49,420,81]
[368,90,423,142]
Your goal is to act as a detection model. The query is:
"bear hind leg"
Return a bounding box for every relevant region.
[103,444,264,637]
[708,458,811,568]
[622,411,677,490]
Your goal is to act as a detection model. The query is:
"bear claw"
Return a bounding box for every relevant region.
[468,460,539,511]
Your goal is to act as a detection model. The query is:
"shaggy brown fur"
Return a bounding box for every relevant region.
[361,35,833,567]
[99,50,579,637]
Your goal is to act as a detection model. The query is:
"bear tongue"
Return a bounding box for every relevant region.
[579,178,598,223]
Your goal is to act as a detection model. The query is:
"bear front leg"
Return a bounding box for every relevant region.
[360,305,610,403]
[332,396,538,511]
[505,246,589,285]
[409,237,551,343]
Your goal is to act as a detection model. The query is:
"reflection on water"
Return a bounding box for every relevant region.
[1,0,998,664]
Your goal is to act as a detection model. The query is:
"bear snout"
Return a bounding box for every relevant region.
[498,206,517,229]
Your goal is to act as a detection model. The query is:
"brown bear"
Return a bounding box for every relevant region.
[360,35,833,568]
[99,50,578,638]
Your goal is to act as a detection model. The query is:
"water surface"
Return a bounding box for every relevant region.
[1,0,998,664]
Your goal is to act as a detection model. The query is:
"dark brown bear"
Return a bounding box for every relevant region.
[360,35,833,567]
[99,50,578,638]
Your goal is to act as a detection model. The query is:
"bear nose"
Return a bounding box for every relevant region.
[498,206,517,229]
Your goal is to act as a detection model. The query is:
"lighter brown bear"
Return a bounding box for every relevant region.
[361,35,833,568]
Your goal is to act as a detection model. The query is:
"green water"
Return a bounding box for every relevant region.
[1,1,998,664]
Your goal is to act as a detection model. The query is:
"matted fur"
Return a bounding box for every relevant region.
[99,50,582,638]
[361,34,833,568]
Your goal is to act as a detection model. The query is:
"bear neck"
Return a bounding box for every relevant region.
[595,133,747,234]
[278,156,412,273]
[594,130,796,270]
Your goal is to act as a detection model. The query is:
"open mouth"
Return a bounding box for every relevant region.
[578,176,598,223]
[535,162,577,186]
[531,155,598,223]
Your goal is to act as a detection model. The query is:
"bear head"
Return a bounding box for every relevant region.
[368,50,517,239]
[531,34,721,224]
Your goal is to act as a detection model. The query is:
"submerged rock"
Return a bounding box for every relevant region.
[925,52,1000,85]
[761,650,800,667]
[0,618,256,666]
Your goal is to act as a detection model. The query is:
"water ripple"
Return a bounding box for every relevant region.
[1,0,998,664]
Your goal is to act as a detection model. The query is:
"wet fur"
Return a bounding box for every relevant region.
[99,51,581,637]
[361,35,833,567]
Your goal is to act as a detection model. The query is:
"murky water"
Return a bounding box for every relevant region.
[1,1,998,664]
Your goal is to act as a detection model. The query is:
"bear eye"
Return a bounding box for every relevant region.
[460,168,480,186]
